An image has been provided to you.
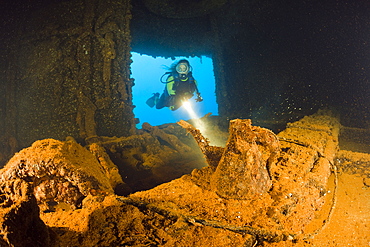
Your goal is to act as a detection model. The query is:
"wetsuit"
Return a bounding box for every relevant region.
[156,72,199,111]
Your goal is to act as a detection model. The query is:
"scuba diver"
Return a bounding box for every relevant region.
[146,59,203,111]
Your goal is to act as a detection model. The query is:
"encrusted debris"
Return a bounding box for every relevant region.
[0,180,58,246]
[0,139,114,211]
[179,119,280,200]
[0,111,364,247]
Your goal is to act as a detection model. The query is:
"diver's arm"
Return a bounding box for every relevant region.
[166,76,176,95]
[193,79,203,102]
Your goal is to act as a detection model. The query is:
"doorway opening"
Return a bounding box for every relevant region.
[131,52,218,128]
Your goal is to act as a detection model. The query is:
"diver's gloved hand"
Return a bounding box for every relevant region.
[195,93,203,102]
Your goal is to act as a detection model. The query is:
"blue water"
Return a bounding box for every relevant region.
[131,52,218,128]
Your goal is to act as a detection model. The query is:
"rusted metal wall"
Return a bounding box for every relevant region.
[1,0,134,161]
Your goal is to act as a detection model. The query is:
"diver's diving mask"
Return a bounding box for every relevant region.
[176,63,189,79]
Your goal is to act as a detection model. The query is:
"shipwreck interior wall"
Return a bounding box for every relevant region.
[131,0,369,127]
[0,0,134,163]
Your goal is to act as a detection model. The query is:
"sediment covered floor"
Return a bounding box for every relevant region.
[0,111,369,246]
